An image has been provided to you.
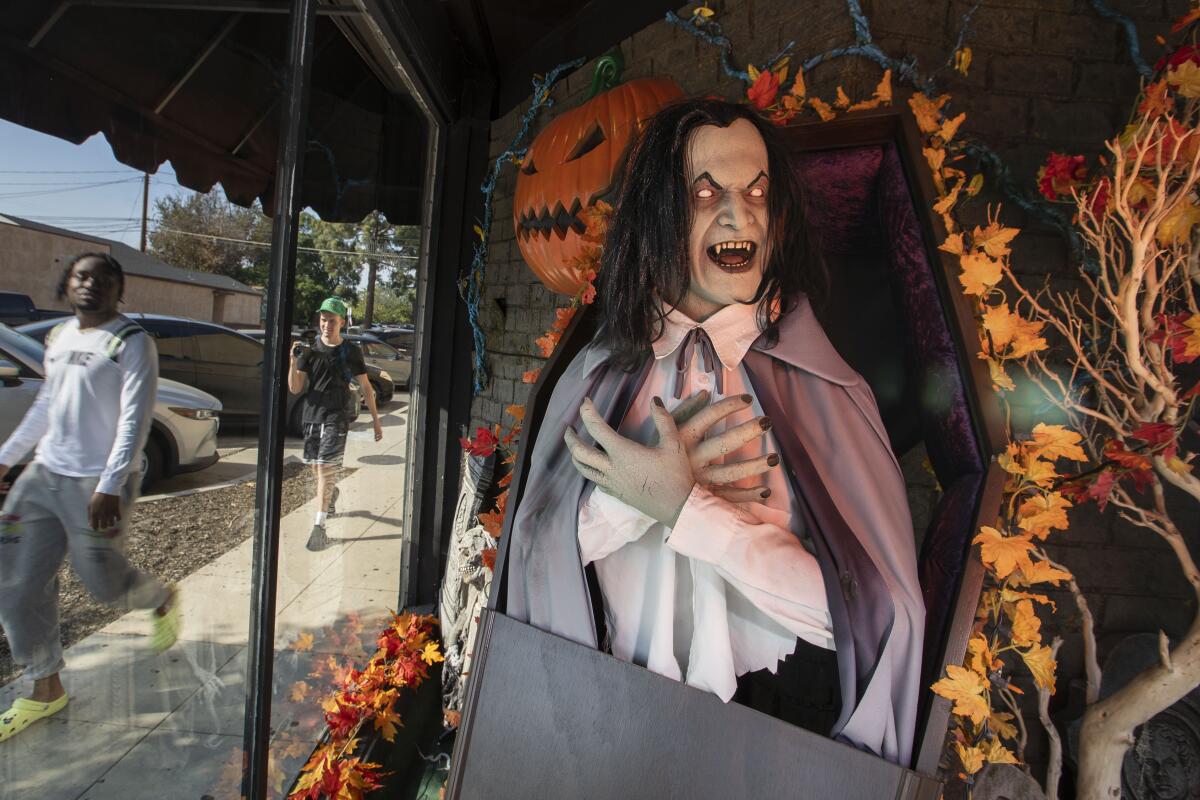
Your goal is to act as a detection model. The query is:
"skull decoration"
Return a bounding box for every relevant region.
[513,76,684,295]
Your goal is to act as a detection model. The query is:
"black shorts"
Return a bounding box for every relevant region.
[302,421,349,465]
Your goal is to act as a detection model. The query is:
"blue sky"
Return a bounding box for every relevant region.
[0,118,195,247]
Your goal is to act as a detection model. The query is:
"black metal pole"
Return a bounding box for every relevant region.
[241,0,315,797]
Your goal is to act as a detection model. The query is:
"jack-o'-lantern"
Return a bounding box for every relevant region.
[514,75,684,295]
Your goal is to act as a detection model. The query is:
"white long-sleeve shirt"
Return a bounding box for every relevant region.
[0,315,157,495]
[578,301,833,702]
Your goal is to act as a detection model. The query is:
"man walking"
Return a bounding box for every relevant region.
[0,252,180,743]
[289,297,383,551]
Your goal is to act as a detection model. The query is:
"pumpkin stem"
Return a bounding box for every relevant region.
[587,48,625,99]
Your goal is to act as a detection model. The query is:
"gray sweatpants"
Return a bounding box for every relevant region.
[0,463,169,680]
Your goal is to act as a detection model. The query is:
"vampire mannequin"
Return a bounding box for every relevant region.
[505,98,925,766]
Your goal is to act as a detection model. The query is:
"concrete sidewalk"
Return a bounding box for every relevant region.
[0,403,410,800]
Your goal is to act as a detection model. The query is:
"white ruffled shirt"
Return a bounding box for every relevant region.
[578,301,833,702]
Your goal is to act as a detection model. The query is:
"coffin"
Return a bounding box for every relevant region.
[447,103,1006,799]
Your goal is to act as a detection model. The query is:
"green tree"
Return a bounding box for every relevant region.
[148,190,272,284]
[351,287,412,324]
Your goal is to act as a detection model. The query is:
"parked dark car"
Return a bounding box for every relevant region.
[18,313,361,434]
[241,330,396,404]
[0,292,71,327]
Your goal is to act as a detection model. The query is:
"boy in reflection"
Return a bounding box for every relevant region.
[507,99,925,765]
[0,253,179,742]
[288,296,382,551]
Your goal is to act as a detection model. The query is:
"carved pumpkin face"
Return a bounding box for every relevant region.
[513,77,684,295]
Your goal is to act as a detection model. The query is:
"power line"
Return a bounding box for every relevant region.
[154,225,420,261]
[0,177,143,200]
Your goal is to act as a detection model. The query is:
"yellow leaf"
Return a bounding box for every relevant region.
[1017,492,1072,539]
[940,232,965,255]
[505,404,525,421]
[472,225,484,241]
[692,4,715,18]
[984,739,1019,764]
[932,180,963,218]
[923,146,946,175]
[290,632,315,652]
[875,69,893,104]
[1168,454,1195,474]
[998,443,1058,488]
[1182,315,1200,359]
[747,64,760,82]
[973,526,1035,579]
[938,112,967,144]
[1001,588,1056,612]
[1021,643,1057,692]
[1013,560,1073,587]
[972,222,1020,258]
[834,86,852,109]
[421,641,444,665]
[1010,599,1042,647]
[908,92,951,135]
[808,96,836,122]
[289,681,310,703]
[966,634,995,676]
[982,354,1016,391]
[932,664,991,724]
[791,67,807,98]
[1029,423,1088,462]
[1157,200,1200,246]
[967,173,985,197]
[959,252,1003,296]
[956,742,986,775]
[981,304,1047,358]
[954,46,973,77]
[1168,61,1200,98]
[989,711,1018,740]
[374,707,402,743]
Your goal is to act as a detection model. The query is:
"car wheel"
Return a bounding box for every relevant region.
[141,438,164,493]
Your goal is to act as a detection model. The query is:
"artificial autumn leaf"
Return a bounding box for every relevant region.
[1181,315,1200,360]
[834,86,852,109]
[1029,423,1088,462]
[481,547,497,571]
[956,742,986,776]
[444,709,463,728]
[1169,454,1196,474]
[965,634,996,676]
[522,368,541,384]
[938,112,967,145]
[1103,439,1152,471]
[291,632,315,653]
[1140,80,1173,119]
[478,507,504,538]
[1013,560,1073,587]
[535,329,562,358]
[989,711,1018,740]
[808,96,836,122]
[1130,421,1176,447]
[747,69,781,110]
[932,180,964,219]
[1173,5,1200,31]
[421,641,444,665]
[959,252,1003,296]
[953,46,973,76]
[999,443,1058,488]
[932,664,991,724]
[966,173,985,198]
[955,743,984,777]
[972,222,1019,258]
[1017,492,1072,539]
[940,232,965,255]
[981,304,1048,358]
[505,404,526,421]
[974,526,1035,579]
[1037,152,1088,201]
[1169,61,1200,98]
[984,739,1019,765]
[909,92,951,135]
[873,68,892,104]
[374,706,402,742]
[1010,599,1042,647]
[1086,469,1118,511]
[1021,643,1057,692]
[692,3,715,20]
[983,355,1016,391]
[472,224,484,241]
[290,680,311,703]
[498,471,513,488]
[1158,200,1200,247]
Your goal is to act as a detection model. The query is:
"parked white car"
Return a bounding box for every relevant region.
[0,323,221,491]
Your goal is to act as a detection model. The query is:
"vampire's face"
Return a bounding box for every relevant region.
[680,119,770,321]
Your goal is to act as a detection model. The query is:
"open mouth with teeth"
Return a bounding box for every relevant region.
[706,240,758,272]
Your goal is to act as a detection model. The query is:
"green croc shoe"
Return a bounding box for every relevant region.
[0,695,68,742]
[151,586,181,653]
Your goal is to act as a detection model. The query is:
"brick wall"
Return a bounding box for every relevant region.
[468,0,1193,783]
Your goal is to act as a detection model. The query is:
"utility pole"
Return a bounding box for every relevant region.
[139,173,149,252]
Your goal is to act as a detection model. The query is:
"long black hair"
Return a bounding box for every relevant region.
[595,98,825,369]
[56,251,126,301]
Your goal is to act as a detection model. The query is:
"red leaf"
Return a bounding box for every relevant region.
[1130,422,1175,446]
[1087,470,1117,511]
[1155,43,1200,72]
[746,70,781,110]
[1103,439,1152,471]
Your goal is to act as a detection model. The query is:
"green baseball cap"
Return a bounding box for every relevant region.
[318,297,348,318]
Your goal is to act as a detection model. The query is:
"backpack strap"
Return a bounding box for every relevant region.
[104,322,146,362]
[44,321,70,349]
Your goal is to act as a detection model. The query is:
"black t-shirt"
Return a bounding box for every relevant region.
[299,338,367,425]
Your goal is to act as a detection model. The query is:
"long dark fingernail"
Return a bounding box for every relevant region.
[760,488,772,499]
[652,396,664,408]
[767,453,780,467]
[741,394,752,404]
[759,417,772,431]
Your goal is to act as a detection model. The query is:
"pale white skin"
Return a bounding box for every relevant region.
[565,120,780,526]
